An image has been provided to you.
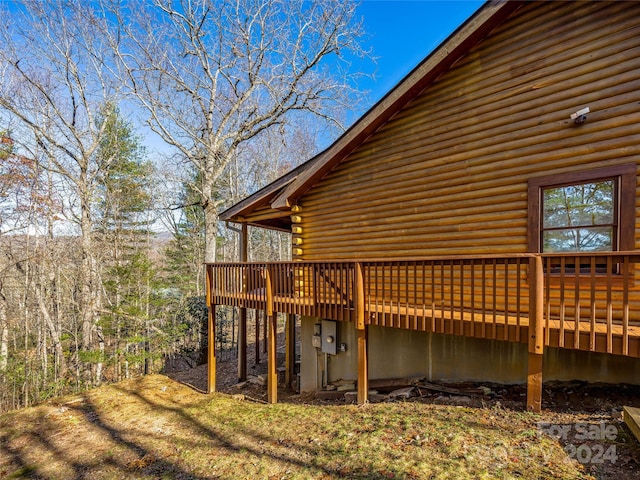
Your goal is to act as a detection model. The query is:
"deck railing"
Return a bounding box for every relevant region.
[206,253,640,358]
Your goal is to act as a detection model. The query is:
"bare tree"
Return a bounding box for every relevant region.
[0,0,120,381]
[107,0,368,262]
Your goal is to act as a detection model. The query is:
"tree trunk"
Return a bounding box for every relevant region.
[203,202,218,264]
[0,298,8,373]
[78,172,102,384]
[95,325,104,385]
[35,283,67,377]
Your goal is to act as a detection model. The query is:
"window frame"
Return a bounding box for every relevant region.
[528,164,636,255]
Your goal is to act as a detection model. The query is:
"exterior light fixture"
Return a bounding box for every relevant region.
[570,107,590,124]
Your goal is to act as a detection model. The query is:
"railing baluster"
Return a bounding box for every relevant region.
[439,261,445,333]
[413,262,418,330]
[503,259,509,342]
[574,256,581,350]
[590,256,596,351]
[346,263,351,322]
[405,262,410,330]
[421,261,427,331]
[321,263,327,319]
[381,263,387,327]
[559,257,566,348]
[516,258,521,342]
[393,262,399,328]
[623,255,629,356]
[335,263,340,320]
[459,261,465,336]
[492,258,497,340]
[606,256,613,354]
[543,257,549,346]
[430,262,435,332]
[449,260,454,335]
[470,259,476,337]
[372,263,377,326]
[481,259,486,338]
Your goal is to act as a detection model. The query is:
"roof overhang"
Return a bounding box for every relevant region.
[218,157,319,230]
[220,0,523,230]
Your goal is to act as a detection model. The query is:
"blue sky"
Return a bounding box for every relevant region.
[354,0,484,107]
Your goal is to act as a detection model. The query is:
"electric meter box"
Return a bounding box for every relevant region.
[321,319,338,355]
[312,323,322,348]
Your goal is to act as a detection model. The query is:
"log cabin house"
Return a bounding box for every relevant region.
[206,0,640,411]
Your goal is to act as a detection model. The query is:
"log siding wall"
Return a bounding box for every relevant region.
[298,1,640,260]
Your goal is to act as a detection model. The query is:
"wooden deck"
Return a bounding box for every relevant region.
[209,253,640,357]
[206,253,640,409]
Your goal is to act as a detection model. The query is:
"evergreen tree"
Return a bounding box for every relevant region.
[93,105,158,382]
[163,171,206,297]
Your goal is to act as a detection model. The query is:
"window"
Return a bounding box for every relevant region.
[528,164,636,268]
[541,179,616,253]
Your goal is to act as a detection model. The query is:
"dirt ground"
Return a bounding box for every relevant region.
[166,348,640,480]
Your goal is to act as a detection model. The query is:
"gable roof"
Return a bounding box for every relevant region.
[220,0,523,228]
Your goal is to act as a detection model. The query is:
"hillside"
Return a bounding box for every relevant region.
[0,370,638,479]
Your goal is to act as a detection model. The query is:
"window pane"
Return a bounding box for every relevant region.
[543,226,613,253]
[543,181,614,229]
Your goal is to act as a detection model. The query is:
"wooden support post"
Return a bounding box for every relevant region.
[285,313,295,388]
[238,308,247,382]
[527,256,544,412]
[357,326,368,405]
[263,303,268,354]
[355,263,368,405]
[238,223,248,382]
[527,353,543,412]
[206,266,216,394]
[265,268,277,403]
[268,312,278,403]
[255,309,261,365]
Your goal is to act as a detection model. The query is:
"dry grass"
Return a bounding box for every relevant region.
[0,374,599,479]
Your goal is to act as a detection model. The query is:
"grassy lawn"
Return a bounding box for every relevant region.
[0,375,595,479]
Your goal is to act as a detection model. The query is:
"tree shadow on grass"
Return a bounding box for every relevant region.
[0,397,215,480]
[112,381,400,479]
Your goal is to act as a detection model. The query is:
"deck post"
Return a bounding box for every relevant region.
[527,256,544,412]
[238,224,248,382]
[265,268,277,403]
[255,309,261,365]
[268,312,278,403]
[206,266,216,394]
[285,313,296,388]
[357,326,368,404]
[238,308,247,382]
[263,304,268,354]
[355,263,368,405]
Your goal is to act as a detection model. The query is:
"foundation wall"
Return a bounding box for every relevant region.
[299,317,640,392]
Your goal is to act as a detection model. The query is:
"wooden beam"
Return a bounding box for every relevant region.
[285,313,296,388]
[268,312,278,403]
[238,308,247,382]
[238,224,248,382]
[357,325,368,405]
[265,268,277,403]
[623,406,640,444]
[355,263,365,330]
[255,309,261,365]
[527,256,544,412]
[526,352,543,413]
[207,304,217,393]
[355,261,368,405]
[263,304,268,354]
[207,272,217,396]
